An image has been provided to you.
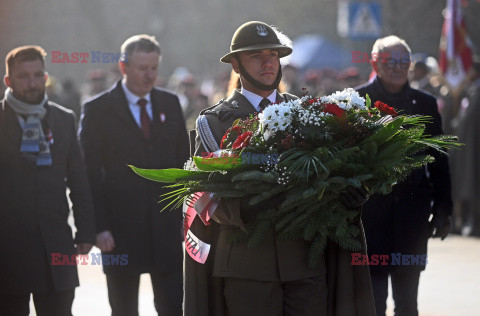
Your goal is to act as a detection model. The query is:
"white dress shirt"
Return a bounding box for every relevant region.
[240,88,277,111]
[121,80,153,127]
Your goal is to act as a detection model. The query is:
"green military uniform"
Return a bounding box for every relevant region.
[196,90,326,281]
[193,90,327,316]
[183,20,376,316]
[184,90,376,316]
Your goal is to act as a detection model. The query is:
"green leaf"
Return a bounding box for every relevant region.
[129,166,203,183]
[362,116,405,145]
[193,156,242,171]
[365,94,371,109]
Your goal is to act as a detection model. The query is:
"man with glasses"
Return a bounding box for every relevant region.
[356,36,453,316]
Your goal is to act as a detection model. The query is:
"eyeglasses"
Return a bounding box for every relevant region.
[382,58,411,69]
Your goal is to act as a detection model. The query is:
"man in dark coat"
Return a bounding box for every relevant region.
[356,35,453,316]
[0,45,95,315]
[79,35,189,316]
[184,21,376,316]
[451,62,480,236]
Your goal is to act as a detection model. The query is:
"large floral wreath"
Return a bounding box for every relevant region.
[131,88,459,267]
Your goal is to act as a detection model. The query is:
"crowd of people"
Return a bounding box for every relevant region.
[0,19,478,316]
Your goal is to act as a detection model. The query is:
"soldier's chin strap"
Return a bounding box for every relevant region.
[236,57,282,92]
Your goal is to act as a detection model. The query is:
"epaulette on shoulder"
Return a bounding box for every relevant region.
[199,99,224,115]
[282,92,299,101]
[199,99,245,122]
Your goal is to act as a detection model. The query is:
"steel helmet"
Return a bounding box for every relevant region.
[220,21,292,63]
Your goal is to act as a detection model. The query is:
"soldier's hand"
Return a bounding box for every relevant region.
[96,230,115,252]
[341,186,369,209]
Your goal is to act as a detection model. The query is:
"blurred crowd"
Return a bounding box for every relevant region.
[1,56,478,237]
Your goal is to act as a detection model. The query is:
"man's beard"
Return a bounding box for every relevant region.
[237,59,282,92]
[14,88,45,104]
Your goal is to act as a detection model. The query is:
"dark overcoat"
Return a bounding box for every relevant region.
[451,81,480,208]
[0,100,95,295]
[184,90,376,316]
[356,78,453,272]
[79,81,189,274]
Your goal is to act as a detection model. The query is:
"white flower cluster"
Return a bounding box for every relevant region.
[328,88,366,110]
[254,89,367,140]
[183,158,199,171]
[258,100,299,140]
[296,107,327,126]
[212,149,230,157]
[275,165,291,185]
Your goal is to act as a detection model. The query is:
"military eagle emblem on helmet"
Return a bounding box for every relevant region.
[256,25,268,36]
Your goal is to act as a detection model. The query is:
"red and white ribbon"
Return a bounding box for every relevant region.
[182,192,220,264]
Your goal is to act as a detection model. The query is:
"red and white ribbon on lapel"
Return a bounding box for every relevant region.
[183,192,219,264]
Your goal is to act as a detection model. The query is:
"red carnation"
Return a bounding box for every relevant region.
[232,125,241,133]
[201,152,215,158]
[232,131,253,150]
[374,101,398,116]
[220,128,231,149]
[324,103,345,118]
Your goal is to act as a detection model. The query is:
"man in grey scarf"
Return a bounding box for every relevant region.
[0,45,95,315]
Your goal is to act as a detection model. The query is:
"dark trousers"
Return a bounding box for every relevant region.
[223,275,327,316]
[106,270,182,316]
[0,289,74,316]
[370,269,421,316]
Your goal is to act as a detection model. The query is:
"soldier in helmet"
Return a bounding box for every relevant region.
[184,21,376,316]
[194,20,295,155]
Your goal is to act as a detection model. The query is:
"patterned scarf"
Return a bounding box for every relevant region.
[4,88,52,166]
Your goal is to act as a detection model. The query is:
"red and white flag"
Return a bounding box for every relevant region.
[439,0,473,88]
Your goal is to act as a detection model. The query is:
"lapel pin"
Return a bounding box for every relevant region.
[46,129,54,145]
[159,113,166,123]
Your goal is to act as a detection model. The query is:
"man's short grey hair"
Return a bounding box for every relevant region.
[120,34,161,63]
[371,35,411,61]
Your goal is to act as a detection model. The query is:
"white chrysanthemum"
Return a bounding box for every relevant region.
[320,95,336,104]
[349,93,366,109]
[342,88,366,109]
[258,103,293,140]
[330,89,350,102]
[327,88,366,110]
